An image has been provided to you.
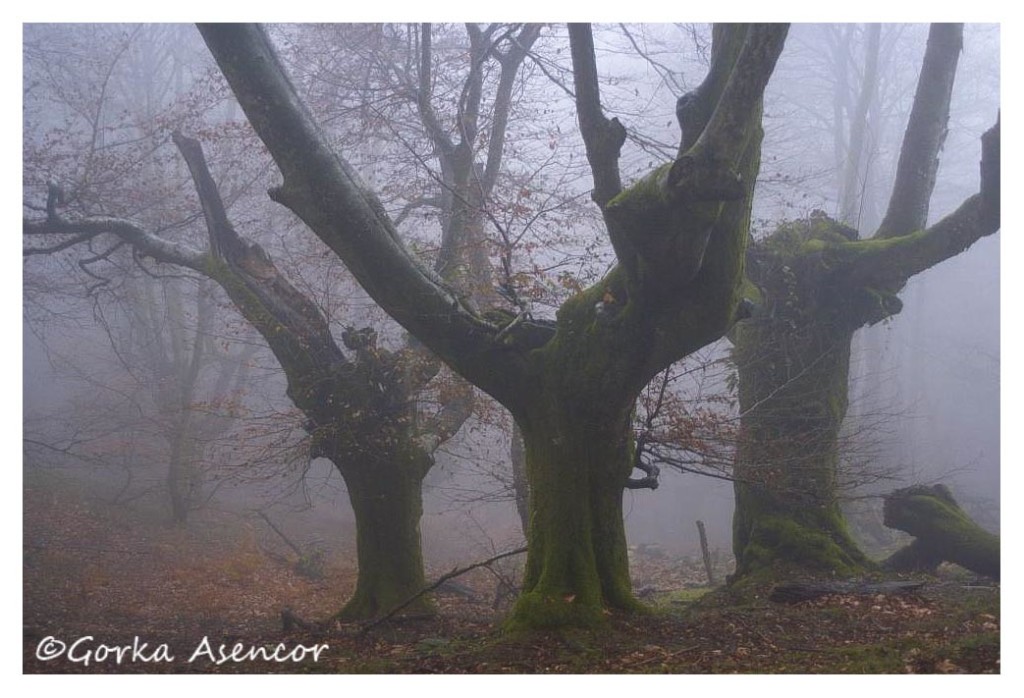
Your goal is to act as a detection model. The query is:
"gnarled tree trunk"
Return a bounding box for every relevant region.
[732,302,869,577]
[335,446,433,619]
[729,24,998,582]
[509,380,640,629]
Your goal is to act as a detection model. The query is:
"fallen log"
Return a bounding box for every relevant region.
[882,484,999,580]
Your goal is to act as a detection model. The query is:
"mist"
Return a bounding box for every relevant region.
[22,22,1000,674]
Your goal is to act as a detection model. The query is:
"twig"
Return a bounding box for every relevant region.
[357,545,527,635]
[257,510,304,558]
[634,644,701,666]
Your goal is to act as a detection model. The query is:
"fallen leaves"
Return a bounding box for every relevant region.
[23,479,1001,674]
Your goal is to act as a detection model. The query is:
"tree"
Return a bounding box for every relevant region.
[26,131,448,618]
[114,274,255,523]
[24,23,547,620]
[730,24,999,579]
[190,22,787,629]
[22,24,259,523]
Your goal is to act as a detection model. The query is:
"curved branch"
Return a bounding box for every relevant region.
[197,23,524,406]
[567,23,626,208]
[840,117,999,292]
[24,215,206,270]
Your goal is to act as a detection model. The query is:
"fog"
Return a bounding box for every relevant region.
[22,23,999,640]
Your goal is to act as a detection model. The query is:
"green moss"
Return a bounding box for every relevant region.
[605,163,673,211]
[884,486,1000,579]
[738,514,869,578]
[336,449,433,621]
[739,276,762,305]
[649,587,711,609]
[505,591,609,632]
[503,393,642,631]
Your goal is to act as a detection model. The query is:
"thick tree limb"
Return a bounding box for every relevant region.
[568,23,626,208]
[689,24,789,165]
[171,131,248,261]
[589,24,786,302]
[170,132,352,418]
[197,24,522,406]
[874,24,963,239]
[836,116,998,296]
[675,24,747,156]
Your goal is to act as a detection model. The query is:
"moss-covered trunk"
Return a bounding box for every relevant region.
[506,393,642,630]
[732,315,869,578]
[333,447,432,621]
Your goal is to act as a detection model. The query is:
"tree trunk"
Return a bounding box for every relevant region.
[333,446,433,621]
[167,414,196,525]
[510,423,530,537]
[506,399,641,630]
[732,312,870,578]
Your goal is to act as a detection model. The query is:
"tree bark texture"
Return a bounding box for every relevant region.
[732,231,871,577]
[335,446,434,619]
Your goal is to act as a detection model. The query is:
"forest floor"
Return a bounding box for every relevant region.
[23,473,999,675]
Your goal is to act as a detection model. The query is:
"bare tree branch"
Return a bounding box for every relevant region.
[567,23,626,208]
[875,24,963,239]
[197,23,523,407]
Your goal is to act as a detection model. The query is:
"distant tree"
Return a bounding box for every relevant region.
[113,275,256,522]
[730,24,999,579]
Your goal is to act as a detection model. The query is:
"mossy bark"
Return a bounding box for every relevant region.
[334,445,433,621]
[507,406,641,630]
[732,164,999,579]
[503,282,654,630]
[198,23,786,631]
[731,215,875,579]
[732,317,870,577]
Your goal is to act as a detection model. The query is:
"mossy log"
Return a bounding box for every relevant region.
[882,484,999,580]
